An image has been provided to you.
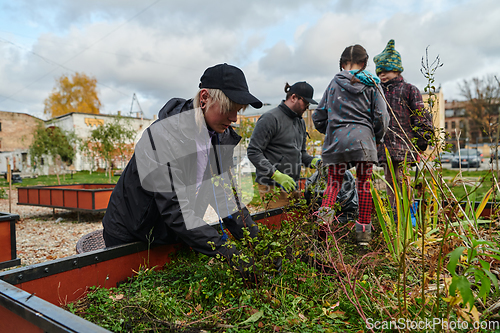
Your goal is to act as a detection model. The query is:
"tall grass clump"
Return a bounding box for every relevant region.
[367,46,500,328]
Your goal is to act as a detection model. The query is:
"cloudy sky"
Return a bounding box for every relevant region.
[0,0,497,120]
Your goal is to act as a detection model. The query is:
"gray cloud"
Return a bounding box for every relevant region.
[0,0,499,120]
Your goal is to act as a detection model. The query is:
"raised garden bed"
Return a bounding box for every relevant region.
[0,208,285,332]
[17,184,116,222]
[0,212,20,270]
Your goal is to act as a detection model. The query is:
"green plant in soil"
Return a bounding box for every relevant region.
[66,204,394,332]
[368,46,500,331]
[66,196,500,332]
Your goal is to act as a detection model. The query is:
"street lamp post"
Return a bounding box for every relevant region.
[466,137,470,172]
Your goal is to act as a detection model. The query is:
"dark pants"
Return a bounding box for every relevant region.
[103,229,128,248]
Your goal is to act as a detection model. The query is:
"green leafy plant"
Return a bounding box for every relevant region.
[80,117,136,182]
[447,236,500,309]
[371,149,420,263]
[29,123,78,184]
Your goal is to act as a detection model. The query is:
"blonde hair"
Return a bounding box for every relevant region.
[193,88,247,131]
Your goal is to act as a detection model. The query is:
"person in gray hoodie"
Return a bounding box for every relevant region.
[247,82,321,209]
[313,44,389,246]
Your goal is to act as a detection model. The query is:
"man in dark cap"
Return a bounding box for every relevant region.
[248,81,320,209]
[102,64,263,277]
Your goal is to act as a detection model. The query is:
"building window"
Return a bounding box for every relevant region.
[445,122,448,129]
[451,121,456,129]
[0,122,2,131]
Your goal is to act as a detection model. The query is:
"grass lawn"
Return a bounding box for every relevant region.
[1,168,496,206]
[0,170,117,188]
[411,168,496,202]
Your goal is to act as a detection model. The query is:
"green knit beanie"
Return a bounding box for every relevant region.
[373,39,404,75]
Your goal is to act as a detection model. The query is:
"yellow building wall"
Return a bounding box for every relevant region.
[422,90,445,154]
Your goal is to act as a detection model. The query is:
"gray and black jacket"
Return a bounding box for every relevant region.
[247,101,314,186]
[102,98,258,259]
[313,71,389,164]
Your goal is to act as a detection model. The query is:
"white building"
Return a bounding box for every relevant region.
[45,112,154,173]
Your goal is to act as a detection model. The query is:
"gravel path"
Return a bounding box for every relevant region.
[0,191,103,271]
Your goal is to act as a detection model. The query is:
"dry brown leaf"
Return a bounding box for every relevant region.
[109,294,124,301]
[336,262,352,274]
[246,307,259,315]
[185,286,192,300]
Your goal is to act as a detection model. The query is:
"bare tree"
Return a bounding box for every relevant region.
[458,74,500,141]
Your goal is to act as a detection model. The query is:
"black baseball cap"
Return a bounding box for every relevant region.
[199,63,263,109]
[288,81,318,105]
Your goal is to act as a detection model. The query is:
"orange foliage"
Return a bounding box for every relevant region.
[44,72,101,117]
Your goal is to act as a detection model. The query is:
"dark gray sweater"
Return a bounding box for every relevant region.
[248,101,314,186]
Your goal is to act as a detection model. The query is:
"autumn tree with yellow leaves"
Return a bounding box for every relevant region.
[44,72,101,117]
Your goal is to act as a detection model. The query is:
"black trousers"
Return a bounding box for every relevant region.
[103,229,128,248]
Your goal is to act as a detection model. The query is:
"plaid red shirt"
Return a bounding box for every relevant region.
[377,76,433,164]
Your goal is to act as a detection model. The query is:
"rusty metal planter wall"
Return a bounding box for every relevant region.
[0,212,20,270]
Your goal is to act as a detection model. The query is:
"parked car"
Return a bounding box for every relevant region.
[451,149,482,168]
[435,151,455,163]
[2,171,22,183]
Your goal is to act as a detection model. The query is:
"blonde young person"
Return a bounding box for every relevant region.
[103,64,264,279]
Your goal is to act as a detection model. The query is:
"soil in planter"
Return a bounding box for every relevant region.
[64,200,500,333]
[64,217,391,333]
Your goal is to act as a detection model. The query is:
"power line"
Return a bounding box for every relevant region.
[0,0,162,104]
[0,37,130,103]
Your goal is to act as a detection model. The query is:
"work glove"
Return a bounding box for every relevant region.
[231,255,259,285]
[261,246,283,273]
[311,157,322,169]
[271,170,296,193]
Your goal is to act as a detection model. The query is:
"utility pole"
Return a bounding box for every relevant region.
[130,93,144,119]
[494,76,500,179]
[7,157,11,213]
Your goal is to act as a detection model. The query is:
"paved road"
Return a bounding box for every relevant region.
[440,161,500,171]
